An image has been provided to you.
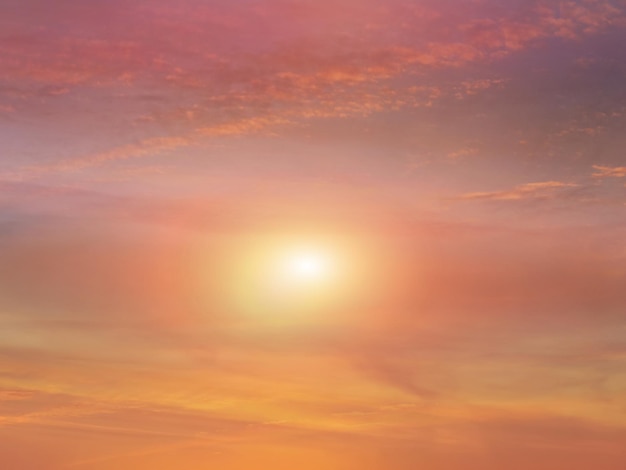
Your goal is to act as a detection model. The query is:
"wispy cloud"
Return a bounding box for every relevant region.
[592,165,626,178]
[459,181,580,201]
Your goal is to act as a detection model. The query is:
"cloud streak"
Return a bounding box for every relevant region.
[459,181,580,201]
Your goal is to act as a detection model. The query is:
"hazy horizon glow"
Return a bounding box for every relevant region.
[1,0,625,469]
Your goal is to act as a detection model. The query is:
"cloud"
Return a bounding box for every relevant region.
[2,0,623,190]
[0,389,36,401]
[593,165,626,178]
[197,115,289,137]
[447,147,480,159]
[471,411,626,453]
[2,0,623,127]
[22,136,192,176]
[459,181,580,201]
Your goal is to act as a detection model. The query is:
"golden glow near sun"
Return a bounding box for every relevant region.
[203,233,368,323]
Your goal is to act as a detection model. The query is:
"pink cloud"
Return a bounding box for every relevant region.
[593,165,626,178]
[460,181,580,201]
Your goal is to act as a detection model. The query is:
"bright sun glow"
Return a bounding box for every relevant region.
[269,247,338,294]
[206,233,369,321]
[285,251,331,280]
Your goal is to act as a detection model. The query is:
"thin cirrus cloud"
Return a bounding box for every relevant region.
[593,165,626,178]
[459,181,581,201]
[2,1,625,184]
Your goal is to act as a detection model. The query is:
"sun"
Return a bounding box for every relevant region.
[265,246,339,298]
[283,250,333,282]
[199,232,369,323]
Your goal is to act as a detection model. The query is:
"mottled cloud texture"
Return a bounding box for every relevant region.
[1,1,625,469]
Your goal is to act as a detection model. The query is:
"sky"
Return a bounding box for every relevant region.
[1,0,625,468]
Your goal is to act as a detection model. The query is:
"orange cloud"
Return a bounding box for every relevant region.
[592,165,626,178]
[0,389,35,401]
[460,181,580,201]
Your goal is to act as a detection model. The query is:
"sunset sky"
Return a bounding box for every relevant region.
[1,0,626,468]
